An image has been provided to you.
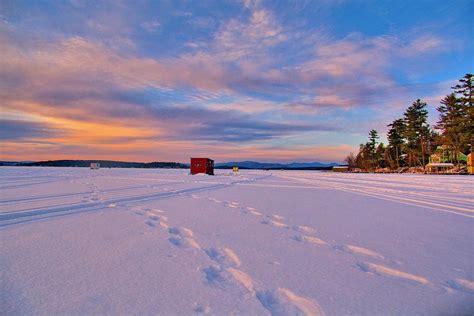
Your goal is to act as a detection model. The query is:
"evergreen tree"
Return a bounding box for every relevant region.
[453,73,473,107]
[452,73,473,153]
[355,145,365,170]
[387,119,405,168]
[368,129,379,169]
[436,94,465,165]
[375,143,386,168]
[356,143,372,171]
[368,130,379,150]
[403,99,430,167]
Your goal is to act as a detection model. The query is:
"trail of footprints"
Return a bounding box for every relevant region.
[134,205,325,315]
[81,182,103,203]
[80,181,118,208]
[133,195,473,314]
[201,195,474,295]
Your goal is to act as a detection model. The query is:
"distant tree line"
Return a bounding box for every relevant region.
[345,74,473,171]
[18,160,187,168]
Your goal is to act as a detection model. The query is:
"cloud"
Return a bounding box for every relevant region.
[312,95,356,108]
[0,35,230,99]
[141,20,160,32]
[0,119,58,141]
[400,35,446,55]
[297,34,394,83]
[214,4,286,62]
[188,17,215,29]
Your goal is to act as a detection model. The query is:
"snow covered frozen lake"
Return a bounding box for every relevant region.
[1,167,473,315]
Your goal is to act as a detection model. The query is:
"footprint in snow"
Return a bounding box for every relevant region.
[356,262,429,285]
[256,288,324,316]
[271,214,285,220]
[334,244,384,259]
[236,207,262,216]
[132,206,147,214]
[145,220,157,227]
[249,210,263,216]
[145,208,165,214]
[203,265,231,290]
[205,247,241,267]
[147,215,169,229]
[203,265,254,293]
[292,235,327,246]
[292,225,317,234]
[446,279,474,294]
[149,214,167,221]
[140,209,168,229]
[169,236,201,249]
[168,227,200,249]
[169,227,194,237]
[193,303,210,314]
[261,219,289,229]
[241,206,262,216]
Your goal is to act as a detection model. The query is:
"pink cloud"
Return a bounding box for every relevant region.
[400,35,446,55]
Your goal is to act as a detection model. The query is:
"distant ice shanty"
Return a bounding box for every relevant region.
[90,162,100,170]
[332,166,349,172]
[190,158,214,175]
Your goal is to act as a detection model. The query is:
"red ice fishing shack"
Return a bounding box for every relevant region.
[190,158,214,175]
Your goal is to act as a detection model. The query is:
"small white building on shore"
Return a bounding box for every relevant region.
[332,166,349,172]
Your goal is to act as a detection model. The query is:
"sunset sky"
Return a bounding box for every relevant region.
[1,0,472,163]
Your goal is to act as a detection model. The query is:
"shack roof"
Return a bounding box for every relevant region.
[427,163,454,167]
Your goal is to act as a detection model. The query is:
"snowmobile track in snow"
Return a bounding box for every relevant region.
[0,175,271,227]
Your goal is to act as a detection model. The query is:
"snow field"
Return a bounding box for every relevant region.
[0,167,473,314]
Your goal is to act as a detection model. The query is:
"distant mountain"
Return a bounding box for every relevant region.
[215,161,338,170]
[14,160,187,169]
[215,161,285,169]
[285,162,339,168]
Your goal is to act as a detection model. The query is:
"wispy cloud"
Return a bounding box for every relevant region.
[0,119,58,141]
[141,20,160,32]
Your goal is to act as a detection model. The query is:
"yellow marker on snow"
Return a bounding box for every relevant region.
[468,153,473,175]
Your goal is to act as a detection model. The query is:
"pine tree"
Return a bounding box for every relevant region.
[356,143,372,171]
[453,73,473,107]
[375,143,386,169]
[436,94,465,165]
[368,130,379,149]
[452,73,473,153]
[368,129,379,169]
[403,99,430,167]
[387,119,405,168]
